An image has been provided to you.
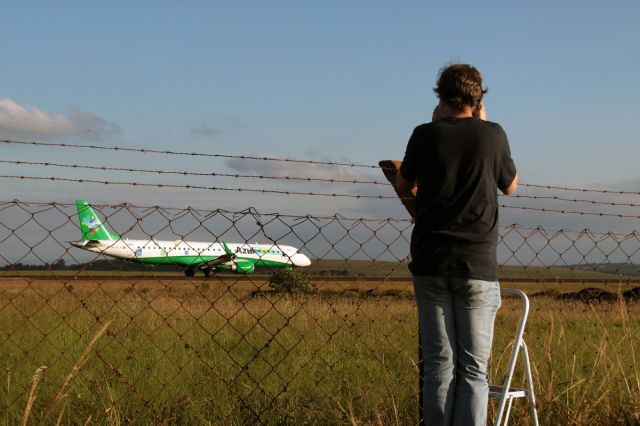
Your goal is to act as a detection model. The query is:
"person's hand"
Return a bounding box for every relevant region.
[473,102,487,120]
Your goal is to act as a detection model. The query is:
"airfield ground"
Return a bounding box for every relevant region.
[0,274,638,424]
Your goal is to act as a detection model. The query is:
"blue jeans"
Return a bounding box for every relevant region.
[413,276,501,426]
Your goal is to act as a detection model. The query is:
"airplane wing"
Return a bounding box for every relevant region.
[198,253,235,269]
[197,241,236,270]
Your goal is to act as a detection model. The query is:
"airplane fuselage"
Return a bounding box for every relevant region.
[72,239,311,272]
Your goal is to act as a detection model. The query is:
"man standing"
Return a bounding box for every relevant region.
[396,64,518,425]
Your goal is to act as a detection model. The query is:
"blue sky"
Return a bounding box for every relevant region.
[2,1,640,220]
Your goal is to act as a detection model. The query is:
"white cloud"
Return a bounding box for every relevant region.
[225,154,374,183]
[224,153,403,218]
[67,107,121,138]
[606,177,640,192]
[0,97,120,139]
[189,123,221,137]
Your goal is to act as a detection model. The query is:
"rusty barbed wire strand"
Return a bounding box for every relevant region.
[519,182,640,196]
[5,159,640,207]
[0,159,388,186]
[498,203,640,219]
[3,138,638,197]
[3,174,640,221]
[0,200,412,223]
[0,139,378,169]
[501,194,640,208]
[0,174,397,199]
[4,173,640,220]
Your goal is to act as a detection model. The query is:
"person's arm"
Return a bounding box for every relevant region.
[496,125,517,196]
[502,173,518,195]
[398,125,421,200]
[396,170,417,199]
[396,127,422,218]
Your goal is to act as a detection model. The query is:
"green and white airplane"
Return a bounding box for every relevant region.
[71,200,311,277]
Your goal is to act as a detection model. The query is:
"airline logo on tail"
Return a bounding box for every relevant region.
[80,216,99,237]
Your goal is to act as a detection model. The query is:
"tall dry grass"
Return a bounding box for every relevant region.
[0,279,638,424]
[19,321,111,425]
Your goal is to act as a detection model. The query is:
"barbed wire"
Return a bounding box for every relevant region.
[4,138,639,197]
[5,158,640,208]
[503,194,640,208]
[3,174,640,221]
[4,159,640,205]
[0,139,378,169]
[519,182,640,196]
[0,199,413,223]
[0,159,387,186]
[0,174,397,199]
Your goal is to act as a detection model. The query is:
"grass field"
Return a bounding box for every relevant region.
[0,276,638,425]
[5,259,640,281]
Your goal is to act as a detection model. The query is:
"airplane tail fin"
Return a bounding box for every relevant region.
[75,200,120,241]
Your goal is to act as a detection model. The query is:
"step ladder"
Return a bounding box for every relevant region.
[490,288,539,426]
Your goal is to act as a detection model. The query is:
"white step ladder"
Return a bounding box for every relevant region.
[490,288,539,426]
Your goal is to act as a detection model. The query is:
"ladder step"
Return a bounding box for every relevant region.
[489,385,528,399]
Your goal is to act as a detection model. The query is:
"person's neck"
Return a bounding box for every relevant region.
[439,103,473,118]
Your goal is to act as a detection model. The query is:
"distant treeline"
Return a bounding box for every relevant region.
[1,259,178,272]
[1,259,354,276]
[2,259,639,278]
[572,263,640,276]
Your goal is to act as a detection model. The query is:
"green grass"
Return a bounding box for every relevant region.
[4,260,640,281]
[305,260,640,280]
[0,279,638,424]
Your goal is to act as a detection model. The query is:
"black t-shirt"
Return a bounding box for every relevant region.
[400,117,516,281]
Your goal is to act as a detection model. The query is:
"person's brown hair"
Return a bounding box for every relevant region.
[433,64,488,112]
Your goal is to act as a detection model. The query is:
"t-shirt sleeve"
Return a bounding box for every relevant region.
[497,130,517,191]
[399,127,420,182]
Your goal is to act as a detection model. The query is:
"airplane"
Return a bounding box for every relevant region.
[71,200,311,277]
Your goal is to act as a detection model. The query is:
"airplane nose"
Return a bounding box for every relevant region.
[293,253,311,267]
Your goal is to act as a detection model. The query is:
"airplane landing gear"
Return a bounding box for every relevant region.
[203,268,212,278]
[185,268,195,277]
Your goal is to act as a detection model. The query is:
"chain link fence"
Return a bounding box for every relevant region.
[0,200,638,424]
